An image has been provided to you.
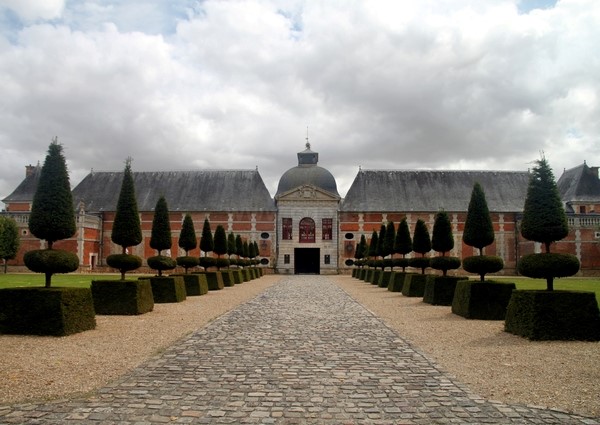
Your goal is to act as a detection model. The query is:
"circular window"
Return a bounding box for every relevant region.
[260,258,269,265]
[21,229,28,236]
[345,233,354,239]
[345,259,354,266]
[260,232,270,239]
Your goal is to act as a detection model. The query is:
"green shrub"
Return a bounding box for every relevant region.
[199,256,217,270]
[393,258,410,270]
[378,271,393,288]
[430,256,461,275]
[518,253,580,280]
[371,269,382,285]
[91,279,153,314]
[148,276,186,303]
[172,274,205,296]
[408,257,430,273]
[505,290,600,340]
[383,259,394,270]
[147,255,177,272]
[0,287,96,336]
[205,271,225,290]
[462,255,504,281]
[231,269,244,284]
[216,257,231,270]
[423,276,468,306]
[229,258,238,267]
[106,254,143,275]
[452,280,516,320]
[23,249,79,274]
[190,272,210,294]
[402,274,432,297]
[388,272,407,292]
[221,270,235,287]
[176,256,199,271]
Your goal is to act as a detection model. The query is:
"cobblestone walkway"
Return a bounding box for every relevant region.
[1,276,598,424]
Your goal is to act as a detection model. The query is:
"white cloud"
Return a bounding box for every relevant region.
[1,0,599,208]
[0,0,65,21]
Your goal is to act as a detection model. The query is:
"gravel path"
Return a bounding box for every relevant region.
[0,274,598,423]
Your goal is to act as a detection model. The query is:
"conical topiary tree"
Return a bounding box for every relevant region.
[430,210,461,276]
[462,182,504,282]
[411,219,431,274]
[382,221,395,270]
[368,230,378,267]
[106,158,143,280]
[355,234,367,268]
[227,232,236,266]
[147,196,176,276]
[176,214,199,273]
[235,234,244,267]
[377,224,386,263]
[518,157,579,290]
[393,218,412,272]
[0,216,19,274]
[24,139,79,287]
[213,225,229,270]
[253,241,260,265]
[199,218,215,270]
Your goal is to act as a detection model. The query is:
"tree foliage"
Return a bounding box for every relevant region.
[213,225,227,257]
[111,158,142,252]
[28,139,76,248]
[394,218,412,257]
[432,210,454,255]
[463,182,494,254]
[227,232,236,257]
[412,219,431,256]
[355,234,367,261]
[521,157,569,252]
[149,196,172,254]
[376,224,386,259]
[235,234,244,258]
[178,214,197,254]
[368,230,379,259]
[383,221,395,259]
[200,218,214,255]
[0,216,20,273]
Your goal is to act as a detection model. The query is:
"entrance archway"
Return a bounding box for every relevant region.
[294,248,320,274]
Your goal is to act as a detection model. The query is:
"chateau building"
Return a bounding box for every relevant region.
[2,147,600,275]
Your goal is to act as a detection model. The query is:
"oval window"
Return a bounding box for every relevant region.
[345,233,354,239]
[260,232,269,239]
[260,258,269,265]
[345,259,354,266]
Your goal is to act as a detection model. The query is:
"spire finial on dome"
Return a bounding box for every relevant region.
[305,126,310,150]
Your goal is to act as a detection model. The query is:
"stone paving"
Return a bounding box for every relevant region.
[1,275,598,425]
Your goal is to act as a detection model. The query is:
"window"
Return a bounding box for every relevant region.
[299,217,315,243]
[284,254,290,264]
[324,254,331,264]
[282,218,292,240]
[322,218,333,240]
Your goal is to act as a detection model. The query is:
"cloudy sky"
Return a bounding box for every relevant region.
[1,0,598,208]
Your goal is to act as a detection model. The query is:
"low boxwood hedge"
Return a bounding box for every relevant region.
[172,274,207,296]
[91,279,154,315]
[452,280,516,320]
[0,287,96,336]
[204,271,225,290]
[147,255,177,273]
[402,274,432,297]
[423,276,468,306]
[505,290,600,341]
[23,249,79,274]
[106,254,143,274]
[148,276,186,303]
[387,272,408,292]
[378,271,393,288]
[221,270,236,287]
[370,270,382,285]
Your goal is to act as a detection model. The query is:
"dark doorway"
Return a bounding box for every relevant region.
[294,248,320,274]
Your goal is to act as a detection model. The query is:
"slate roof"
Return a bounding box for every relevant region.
[341,169,530,212]
[557,162,600,204]
[71,170,276,212]
[2,166,41,203]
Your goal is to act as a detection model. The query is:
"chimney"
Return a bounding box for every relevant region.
[25,164,36,177]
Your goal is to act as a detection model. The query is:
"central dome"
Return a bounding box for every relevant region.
[276,144,339,197]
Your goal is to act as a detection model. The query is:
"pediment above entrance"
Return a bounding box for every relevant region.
[275,184,341,202]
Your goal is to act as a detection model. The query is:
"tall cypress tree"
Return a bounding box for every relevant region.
[432,211,453,255]
[111,158,142,253]
[29,139,76,248]
[520,157,569,253]
[25,139,78,287]
[150,196,172,255]
[200,218,214,256]
[463,182,494,255]
[178,214,197,255]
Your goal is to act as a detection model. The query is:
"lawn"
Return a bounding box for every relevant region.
[491,276,600,306]
[0,273,153,288]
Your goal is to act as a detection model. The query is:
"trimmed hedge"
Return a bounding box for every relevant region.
[352,268,358,278]
[462,255,504,280]
[199,257,217,270]
[231,270,244,284]
[378,271,393,288]
[505,290,600,341]
[173,274,207,296]
[388,272,408,292]
[23,249,79,274]
[402,274,432,297]
[0,287,96,336]
[91,279,154,315]
[176,256,199,270]
[517,253,580,279]
[409,257,430,274]
[148,276,186,303]
[106,254,143,273]
[371,270,382,285]
[221,270,236,287]
[358,268,367,280]
[363,269,373,283]
[452,280,516,320]
[430,256,461,276]
[205,271,225,290]
[423,276,468,306]
[147,255,177,272]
